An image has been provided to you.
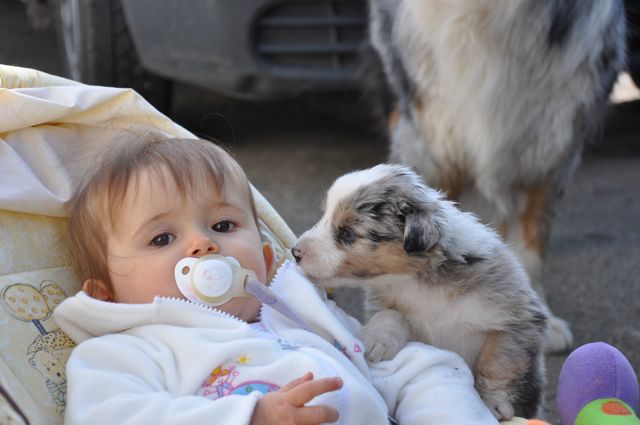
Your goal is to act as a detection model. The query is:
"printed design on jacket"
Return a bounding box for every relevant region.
[333,339,363,361]
[1,281,73,416]
[198,359,280,400]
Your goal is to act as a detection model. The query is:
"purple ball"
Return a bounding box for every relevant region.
[556,342,639,425]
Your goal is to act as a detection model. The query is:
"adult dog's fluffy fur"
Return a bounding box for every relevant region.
[293,164,548,420]
[366,0,626,353]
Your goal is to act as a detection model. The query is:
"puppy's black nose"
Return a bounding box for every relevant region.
[291,247,302,263]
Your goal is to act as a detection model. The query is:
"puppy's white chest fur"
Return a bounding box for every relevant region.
[370,277,489,365]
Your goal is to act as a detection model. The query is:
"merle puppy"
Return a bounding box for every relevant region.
[293,164,548,420]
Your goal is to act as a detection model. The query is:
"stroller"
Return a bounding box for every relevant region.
[0,64,295,425]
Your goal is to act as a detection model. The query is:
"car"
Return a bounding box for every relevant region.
[20,0,640,112]
[51,0,368,112]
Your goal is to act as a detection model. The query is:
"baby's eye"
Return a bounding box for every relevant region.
[212,220,236,233]
[149,233,175,247]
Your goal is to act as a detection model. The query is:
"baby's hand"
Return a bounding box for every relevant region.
[250,372,342,425]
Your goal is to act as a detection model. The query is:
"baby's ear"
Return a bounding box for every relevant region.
[82,279,114,302]
[262,243,275,273]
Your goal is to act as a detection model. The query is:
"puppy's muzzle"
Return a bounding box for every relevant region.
[291,246,303,263]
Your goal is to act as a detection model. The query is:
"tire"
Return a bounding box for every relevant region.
[54,0,172,113]
[625,0,640,87]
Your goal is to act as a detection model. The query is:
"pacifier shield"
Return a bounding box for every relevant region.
[192,258,233,297]
[175,255,259,306]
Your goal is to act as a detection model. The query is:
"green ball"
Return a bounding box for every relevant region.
[575,398,640,425]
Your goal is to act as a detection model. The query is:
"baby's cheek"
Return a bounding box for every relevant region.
[109,257,134,276]
[237,242,269,279]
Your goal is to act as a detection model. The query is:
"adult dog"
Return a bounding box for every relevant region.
[366,0,626,352]
[292,164,548,420]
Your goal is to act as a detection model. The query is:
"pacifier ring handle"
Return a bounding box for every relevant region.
[245,279,312,332]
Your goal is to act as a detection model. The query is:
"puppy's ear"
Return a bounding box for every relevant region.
[400,200,441,254]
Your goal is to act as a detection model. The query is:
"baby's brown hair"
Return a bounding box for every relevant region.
[67,137,258,294]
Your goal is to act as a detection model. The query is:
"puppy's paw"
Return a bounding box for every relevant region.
[481,390,515,421]
[361,327,406,362]
[544,315,573,353]
[360,309,410,362]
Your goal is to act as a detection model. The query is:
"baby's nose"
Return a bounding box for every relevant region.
[188,236,219,258]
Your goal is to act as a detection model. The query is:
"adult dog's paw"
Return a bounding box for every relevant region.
[361,310,410,362]
[544,314,573,353]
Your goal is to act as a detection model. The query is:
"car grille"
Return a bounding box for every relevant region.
[253,0,368,79]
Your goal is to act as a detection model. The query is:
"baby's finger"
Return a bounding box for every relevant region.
[295,405,339,424]
[280,372,314,392]
[287,377,343,407]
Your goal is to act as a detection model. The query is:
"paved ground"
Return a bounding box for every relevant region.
[2,0,639,422]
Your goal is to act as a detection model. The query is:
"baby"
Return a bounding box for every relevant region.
[55,137,501,425]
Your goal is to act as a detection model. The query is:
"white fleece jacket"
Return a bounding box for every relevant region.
[54,261,499,425]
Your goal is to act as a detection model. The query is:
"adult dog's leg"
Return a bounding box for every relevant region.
[499,182,573,353]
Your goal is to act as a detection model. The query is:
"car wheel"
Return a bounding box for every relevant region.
[625,0,640,87]
[54,0,172,113]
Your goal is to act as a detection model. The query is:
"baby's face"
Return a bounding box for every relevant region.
[104,165,270,321]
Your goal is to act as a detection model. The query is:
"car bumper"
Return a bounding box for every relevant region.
[121,0,368,99]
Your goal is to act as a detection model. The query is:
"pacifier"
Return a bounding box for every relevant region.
[174,255,257,306]
[175,254,312,331]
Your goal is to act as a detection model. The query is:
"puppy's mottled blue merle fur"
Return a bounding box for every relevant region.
[293,164,548,420]
[366,0,626,355]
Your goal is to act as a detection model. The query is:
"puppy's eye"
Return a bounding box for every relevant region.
[336,227,357,245]
[372,202,387,214]
[358,202,387,215]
